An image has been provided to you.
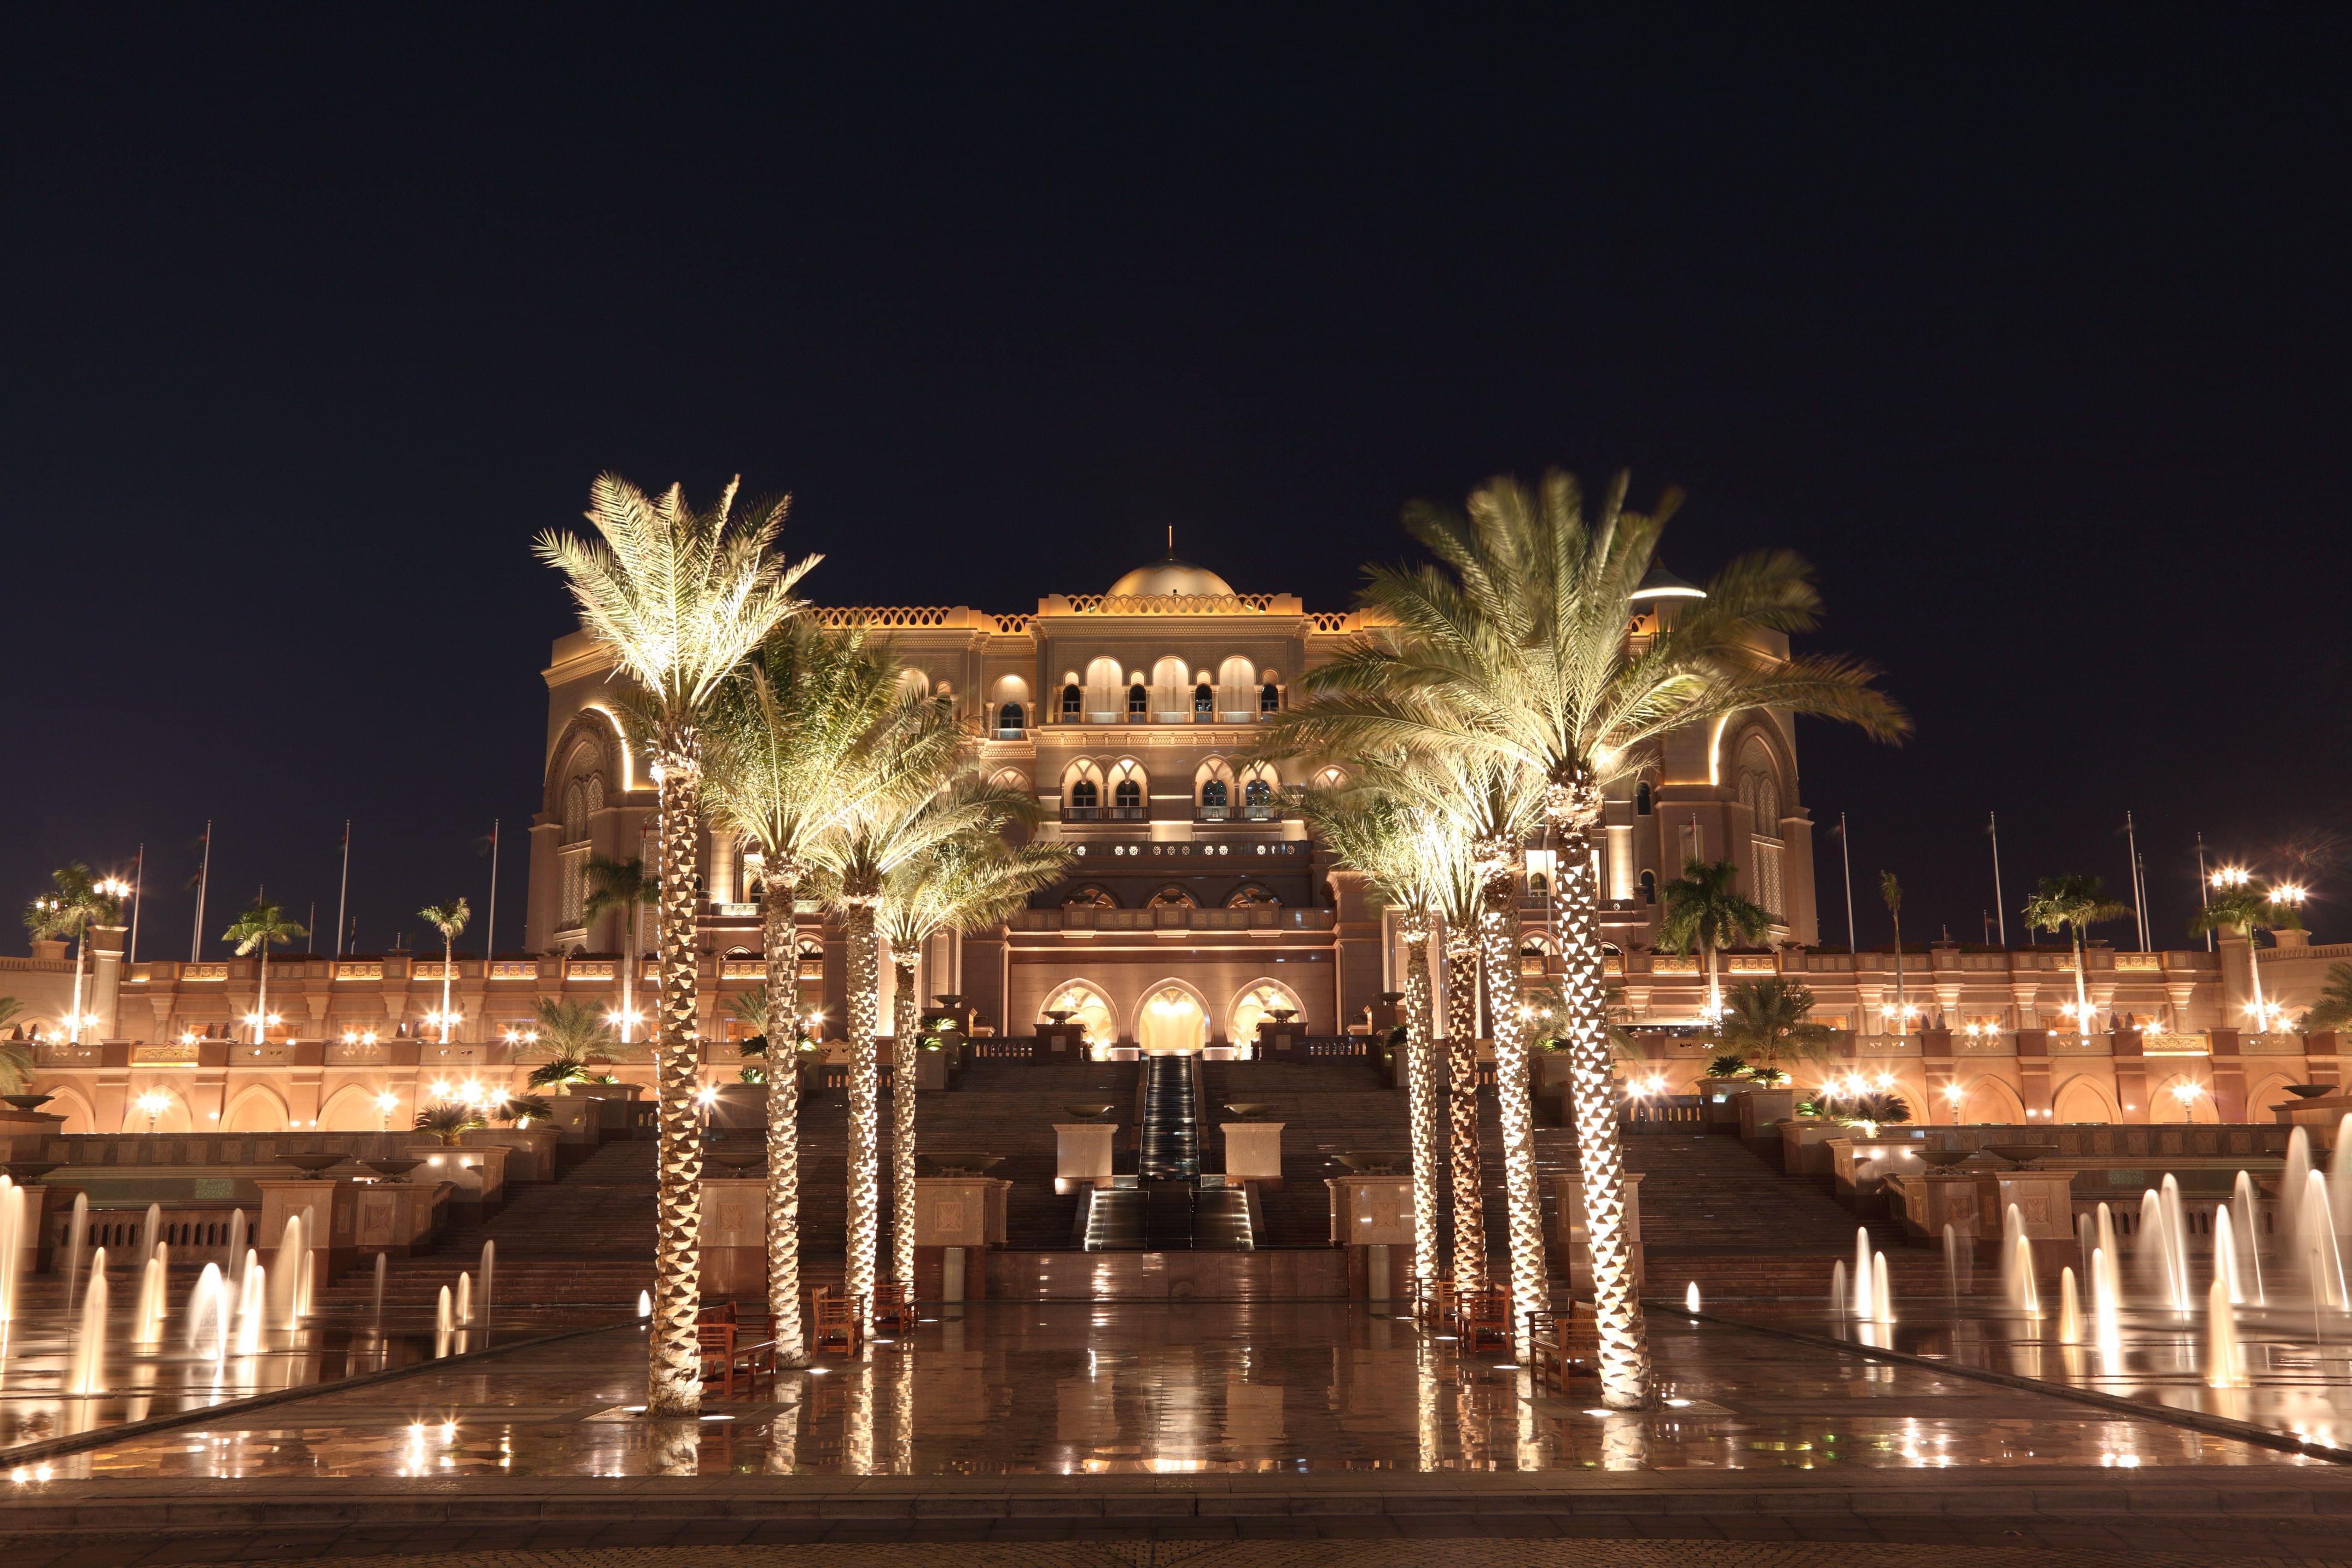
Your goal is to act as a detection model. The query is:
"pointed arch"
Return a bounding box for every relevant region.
[1229,978,1306,1043]
[1133,977,1213,1051]
[318,1083,387,1132]
[37,1084,95,1135]
[222,1084,290,1133]
[2051,1074,2118,1126]
[1958,1075,2025,1126]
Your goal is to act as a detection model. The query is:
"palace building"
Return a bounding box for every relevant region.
[9,553,2345,1130]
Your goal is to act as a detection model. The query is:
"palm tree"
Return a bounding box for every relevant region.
[2192,881,2305,1028]
[1879,872,1908,1034]
[522,997,616,1088]
[583,855,655,1042]
[415,1101,487,1145]
[1657,858,1770,1020]
[2022,875,2132,1036]
[0,997,30,1093]
[703,617,966,1365]
[536,471,817,1415]
[808,774,1037,1334]
[1711,978,1836,1076]
[2302,962,2352,1034]
[25,865,125,1045]
[1297,786,1475,1293]
[876,825,1070,1291]
[220,901,307,1046]
[1263,469,1907,1407]
[418,898,471,1044]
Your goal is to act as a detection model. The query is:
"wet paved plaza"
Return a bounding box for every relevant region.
[16,1302,2315,1479]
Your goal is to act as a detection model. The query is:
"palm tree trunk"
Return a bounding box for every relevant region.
[441,936,455,1044]
[645,747,705,1416]
[890,954,919,1291]
[252,938,266,1047]
[1704,940,1720,1018]
[1442,934,1485,1292]
[1400,920,1442,1289]
[1475,841,1548,1360]
[843,899,881,1336]
[621,899,637,1043]
[1890,914,1906,1033]
[69,932,87,1045]
[2072,932,2091,1033]
[761,868,805,1366]
[1549,792,1653,1409]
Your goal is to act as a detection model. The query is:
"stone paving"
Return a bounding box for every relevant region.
[3,1303,2349,1566]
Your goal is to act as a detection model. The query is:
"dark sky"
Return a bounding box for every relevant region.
[4,9,2347,960]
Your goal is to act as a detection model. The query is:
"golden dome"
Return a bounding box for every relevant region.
[1106,555,1235,599]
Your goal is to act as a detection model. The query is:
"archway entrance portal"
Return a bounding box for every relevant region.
[1139,987,1207,1055]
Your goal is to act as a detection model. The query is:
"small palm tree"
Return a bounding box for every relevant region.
[492,1093,555,1126]
[220,901,307,1046]
[522,997,616,1088]
[415,1101,488,1145]
[418,898,471,1044]
[2191,881,2306,1027]
[1879,872,1909,1034]
[877,821,1069,1291]
[2022,875,2132,1035]
[1712,978,1836,1076]
[1263,469,1907,1403]
[583,856,655,1041]
[1657,859,1771,1020]
[537,471,817,1415]
[24,865,125,1045]
[703,616,968,1365]
[2303,962,2352,1034]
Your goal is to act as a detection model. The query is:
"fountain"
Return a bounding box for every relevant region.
[2207,1278,2243,1388]
[227,1208,247,1280]
[1684,1280,1701,1313]
[2057,1266,2081,1344]
[268,1214,306,1328]
[63,1191,88,1308]
[0,1178,23,1325]
[372,1252,387,1321]
[1853,1228,1873,1320]
[187,1262,230,1359]
[2000,1204,2040,1316]
[1942,1222,1973,1299]
[1829,1260,1847,1316]
[2137,1188,2184,1309]
[138,1201,161,1264]
[456,1270,473,1325]
[480,1239,495,1324]
[2302,1168,2348,1308]
[2233,1170,2267,1304]
[67,1249,109,1395]
[133,1246,169,1346]
[1873,1250,1894,1323]
[2092,1245,2122,1356]
[637,1289,653,1318]
[234,1254,266,1354]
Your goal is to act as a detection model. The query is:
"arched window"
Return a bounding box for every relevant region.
[1060,683,1081,721]
[1231,982,1302,1044]
[1114,778,1142,811]
[1634,782,1653,817]
[1201,779,1229,809]
[1639,868,1657,904]
[1527,871,1550,896]
[1069,778,1099,812]
[1063,886,1118,909]
[1194,681,1214,720]
[1195,757,1237,819]
[1127,682,1148,719]
[1149,885,1197,909]
[998,702,1025,737]
[1243,778,1272,811]
[1238,762,1281,819]
[1260,681,1279,714]
[1226,885,1279,908]
[1040,983,1117,1047]
[1736,737,1786,920]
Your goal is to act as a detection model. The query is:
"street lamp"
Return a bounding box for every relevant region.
[375,1089,400,1130]
[2171,1080,2207,1123]
[2210,868,2307,1031]
[1942,1081,1966,1124]
[1879,1001,1918,1037]
[134,1089,172,1130]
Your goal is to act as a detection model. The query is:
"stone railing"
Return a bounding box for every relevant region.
[2142,1032,2211,1056]
[2046,1034,2112,1056]
[1011,906,1332,933]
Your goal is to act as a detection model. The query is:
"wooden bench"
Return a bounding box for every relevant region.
[812,1287,864,1356]
[1456,1285,1512,1353]
[872,1280,917,1336]
[696,1321,776,1398]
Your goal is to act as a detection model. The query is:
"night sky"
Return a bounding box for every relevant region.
[5,10,2346,961]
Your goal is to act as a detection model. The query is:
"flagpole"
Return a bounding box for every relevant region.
[2135,818,2154,949]
[2196,833,2213,952]
[335,820,351,959]
[306,901,316,955]
[129,843,144,965]
[1838,812,1857,953]
[1988,811,2007,948]
[485,819,500,961]
[190,821,212,962]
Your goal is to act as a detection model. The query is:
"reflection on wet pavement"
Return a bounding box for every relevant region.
[26,1302,2313,1479]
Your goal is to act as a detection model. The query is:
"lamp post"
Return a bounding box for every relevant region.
[2171,1080,2207,1124]
[135,1089,172,1131]
[375,1089,399,1131]
[2209,867,2307,1030]
[1942,1080,1966,1125]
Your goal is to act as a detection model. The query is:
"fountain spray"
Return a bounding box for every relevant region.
[67,1249,109,1396]
[2058,1266,2082,1344]
[2207,1278,2242,1388]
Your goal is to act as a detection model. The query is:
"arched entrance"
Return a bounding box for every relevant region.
[1138,986,1208,1055]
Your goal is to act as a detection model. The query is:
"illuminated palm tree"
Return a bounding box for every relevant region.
[2021,875,2132,1036]
[808,774,1035,1333]
[418,897,470,1043]
[1878,871,1911,1034]
[24,865,125,1045]
[522,996,616,1089]
[2302,962,2352,1034]
[1711,978,1836,1077]
[876,826,1070,1291]
[583,856,654,1041]
[1264,469,1907,1407]
[2191,879,2306,1029]
[704,618,967,1363]
[220,901,307,1046]
[0,997,30,1092]
[535,472,816,1415]
[1299,786,1465,1291]
[1658,859,1769,1021]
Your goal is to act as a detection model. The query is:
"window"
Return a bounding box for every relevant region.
[1639,868,1657,905]
[1128,683,1147,719]
[1114,778,1142,810]
[1201,779,1229,808]
[1060,684,1081,721]
[1243,778,1272,809]
[1260,682,1279,714]
[1635,783,1652,817]
[1194,682,1213,719]
[998,702,1024,736]
[1226,886,1279,908]
[1063,887,1117,909]
[1069,779,1099,812]
[1527,871,1550,896]
[1149,886,1197,909]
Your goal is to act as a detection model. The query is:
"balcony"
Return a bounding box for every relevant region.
[1107,806,1148,820]
[1061,807,1101,822]
[1012,906,1334,934]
